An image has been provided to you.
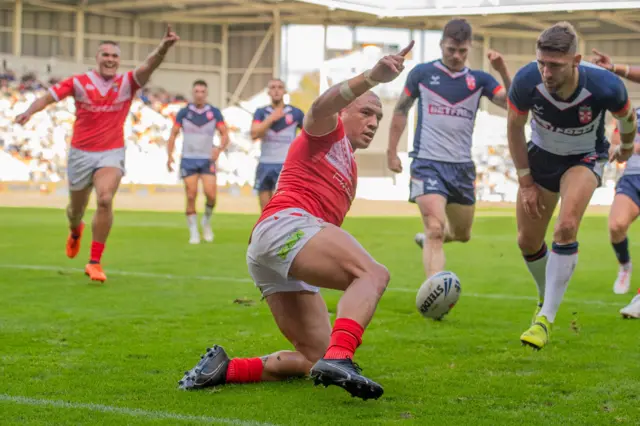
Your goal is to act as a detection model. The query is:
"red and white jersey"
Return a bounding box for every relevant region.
[48,70,142,152]
[258,118,357,227]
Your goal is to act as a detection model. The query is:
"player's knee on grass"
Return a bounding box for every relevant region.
[263,350,315,380]
[553,217,579,244]
[450,227,471,243]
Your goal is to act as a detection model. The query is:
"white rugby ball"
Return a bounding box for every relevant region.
[416,271,461,320]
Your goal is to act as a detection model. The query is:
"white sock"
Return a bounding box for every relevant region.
[539,242,579,323]
[187,214,198,234]
[524,243,548,303]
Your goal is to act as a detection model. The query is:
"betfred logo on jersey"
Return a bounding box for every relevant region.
[285,114,294,125]
[578,105,592,124]
[428,104,474,120]
[465,74,476,91]
[206,111,214,120]
[534,116,596,136]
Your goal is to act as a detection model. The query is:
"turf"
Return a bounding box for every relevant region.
[1,207,639,426]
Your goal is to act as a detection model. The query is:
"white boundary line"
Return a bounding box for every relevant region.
[0,394,279,426]
[0,264,625,308]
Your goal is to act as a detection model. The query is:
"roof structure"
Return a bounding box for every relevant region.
[9,0,640,39]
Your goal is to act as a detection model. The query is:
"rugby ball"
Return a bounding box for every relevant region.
[416,271,461,320]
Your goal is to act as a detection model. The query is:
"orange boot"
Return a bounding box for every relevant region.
[85,263,107,282]
[66,222,85,259]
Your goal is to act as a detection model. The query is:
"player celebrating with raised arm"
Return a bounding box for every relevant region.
[166,80,229,244]
[179,41,415,400]
[250,79,304,211]
[387,18,512,280]
[507,22,637,349]
[15,26,179,282]
[590,49,640,317]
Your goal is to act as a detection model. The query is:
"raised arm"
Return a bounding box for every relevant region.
[487,50,512,109]
[304,40,415,137]
[592,48,640,85]
[134,25,179,87]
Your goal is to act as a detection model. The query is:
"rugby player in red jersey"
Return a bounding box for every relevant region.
[15,25,179,282]
[179,41,415,400]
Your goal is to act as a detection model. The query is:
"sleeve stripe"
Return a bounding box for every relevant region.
[403,87,412,97]
[507,99,527,115]
[612,99,631,118]
[48,87,60,102]
[253,119,262,124]
[492,85,503,95]
[216,121,225,129]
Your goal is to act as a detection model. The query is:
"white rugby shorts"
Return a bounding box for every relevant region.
[246,208,325,297]
[67,147,126,191]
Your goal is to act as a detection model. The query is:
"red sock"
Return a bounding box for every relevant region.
[225,358,264,383]
[324,318,364,360]
[90,241,105,264]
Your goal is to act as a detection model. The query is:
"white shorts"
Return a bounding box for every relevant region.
[67,147,126,191]
[247,208,326,297]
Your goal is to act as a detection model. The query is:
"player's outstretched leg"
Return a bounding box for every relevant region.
[85,167,122,282]
[183,174,200,244]
[522,167,597,350]
[66,187,92,259]
[286,224,389,400]
[608,191,639,294]
[201,173,217,243]
[516,187,558,324]
[179,292,330,390]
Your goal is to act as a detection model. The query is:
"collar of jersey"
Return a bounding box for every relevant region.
[548,66,586,104]
[434,60,469,79]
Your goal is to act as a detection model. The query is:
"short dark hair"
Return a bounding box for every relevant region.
[193,80,207,88]
[268,78,285,86]
[442,18,472,44]
[98,40,119,47]
[537,22,578,54]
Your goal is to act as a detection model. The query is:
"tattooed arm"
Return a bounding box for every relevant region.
[387,91,416,173]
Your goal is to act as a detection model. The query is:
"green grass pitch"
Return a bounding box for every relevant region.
[1,207,639,425]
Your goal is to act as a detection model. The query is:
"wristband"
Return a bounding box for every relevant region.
[339,81,356,101]
[363,69,380,87]
[621,141,635,149]
[517,168,531,178]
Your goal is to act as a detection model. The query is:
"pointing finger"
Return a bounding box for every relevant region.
[398,40,415,57]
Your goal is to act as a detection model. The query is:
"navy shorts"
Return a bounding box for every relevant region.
[255,163,283,192]
[180,158,215,178]
[409,158,476,205]
[528,143,606,193]
[616,174,640,208]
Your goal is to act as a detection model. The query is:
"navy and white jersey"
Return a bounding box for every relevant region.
[253,105,304,164]
[508,61,629,156]
[405,60,502,163]
[175,104,225,159]
[618,108,640,176]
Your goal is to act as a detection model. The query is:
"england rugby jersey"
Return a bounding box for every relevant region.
[404,60,502,163]
[174,104,225,160]
[253,105,304,164]
[508,61,629,156]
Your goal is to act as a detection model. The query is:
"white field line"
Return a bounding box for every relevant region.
[0,264,624,308]
[0,394,280,426]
